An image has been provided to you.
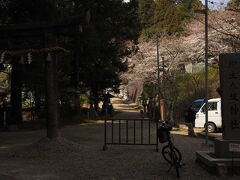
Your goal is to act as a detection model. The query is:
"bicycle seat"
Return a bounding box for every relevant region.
[159,124,172,131]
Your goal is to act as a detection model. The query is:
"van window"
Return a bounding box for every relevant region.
[208,102,217,111]
[191,102,203,110]
[202,102,217,112]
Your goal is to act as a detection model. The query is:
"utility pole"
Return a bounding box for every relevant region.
[156,37,161,121]
[204,0,209,145]
[162,56,165,96]
[194,0,209,144]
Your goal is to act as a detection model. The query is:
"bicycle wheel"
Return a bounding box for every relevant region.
[172,149,180,178]
[162,145,182,165]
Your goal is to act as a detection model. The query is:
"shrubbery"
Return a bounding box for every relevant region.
[142,65,220,123]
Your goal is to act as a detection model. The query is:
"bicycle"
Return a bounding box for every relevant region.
[158,121,183,178]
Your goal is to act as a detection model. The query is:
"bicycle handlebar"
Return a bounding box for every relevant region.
[158,121,172,131]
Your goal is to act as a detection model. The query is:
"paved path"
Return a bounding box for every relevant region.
[0,97,238,180]
[111,97,142,119]
[0,174,19,180]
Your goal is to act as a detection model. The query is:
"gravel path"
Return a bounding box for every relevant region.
[0,98,239,180]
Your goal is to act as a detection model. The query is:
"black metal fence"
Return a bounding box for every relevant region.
[103,118,159,151]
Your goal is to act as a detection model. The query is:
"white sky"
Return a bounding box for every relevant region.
[203,0,230,10]
[124,0,230,9]
[201,0,230,8]
[201,0,229,5]
[124,0,230,5]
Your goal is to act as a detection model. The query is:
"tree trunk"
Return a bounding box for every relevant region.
[187,123,196,137]
[73,48,80,114]
[34,86,42,115]
[9,59,23,130]
[94,99,99,112]
[92,87,99,112]
[45,54,59,139]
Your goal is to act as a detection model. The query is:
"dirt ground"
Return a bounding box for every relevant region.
[0,97,239,180]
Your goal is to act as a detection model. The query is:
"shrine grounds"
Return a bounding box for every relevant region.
[0,98,239,180]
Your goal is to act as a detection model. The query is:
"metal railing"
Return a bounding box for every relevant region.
[103,118,159,152]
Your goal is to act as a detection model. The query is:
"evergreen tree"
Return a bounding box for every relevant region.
[1,0,139,115]
[228,0,240,9]
[138,0,155,29]
[75,0,134,110]
[154,0,178,35]
[123,0,140,41]
[152,0,200,35]
[7,0,59,23]
[0,0,9,24]
[0,0,62,130]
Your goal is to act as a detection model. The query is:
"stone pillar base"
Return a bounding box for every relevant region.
[215,138,240,158]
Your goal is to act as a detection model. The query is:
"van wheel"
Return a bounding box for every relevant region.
[207,123,216,133]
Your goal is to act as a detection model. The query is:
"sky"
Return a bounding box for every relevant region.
[201,0,229,5]
[124,0,230,10]
[201,0,229,7]
[201,0,230,9]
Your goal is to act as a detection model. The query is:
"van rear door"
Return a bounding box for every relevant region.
[208,100,221,128]
[208,101,218,123]
[203,99,221,128]
[195,99,222,128]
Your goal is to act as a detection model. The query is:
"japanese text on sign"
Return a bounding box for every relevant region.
[229,143,240,152]
[227,60,240,129]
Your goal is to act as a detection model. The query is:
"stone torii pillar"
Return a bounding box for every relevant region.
[0,18,79,137]
[0,46,67,138]
[44,32,59,139]
[45,52,59,139]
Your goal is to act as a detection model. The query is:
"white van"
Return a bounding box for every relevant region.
[195,98,221,133]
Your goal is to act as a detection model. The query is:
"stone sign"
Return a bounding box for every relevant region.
[229,143,240,152]
[196,54,240,174]
[219,53,240,140]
